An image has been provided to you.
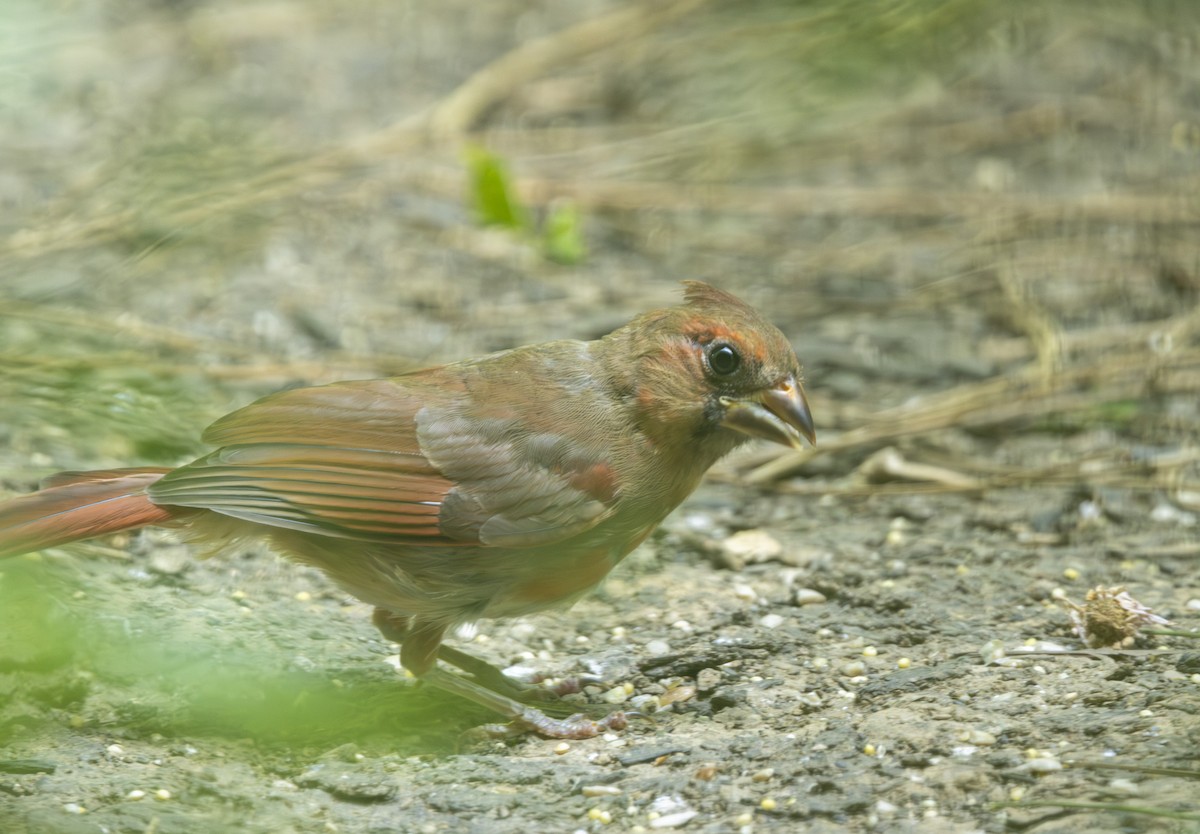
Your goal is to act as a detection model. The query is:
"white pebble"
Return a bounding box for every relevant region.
[840,660,867,677]
[758,613,786,629]
[733,583,758,602]
[1107,778,1140,795]
[1026,758,1062,774]
[721,530,783,563]
[793,588,827,606]
[649,811,698,828]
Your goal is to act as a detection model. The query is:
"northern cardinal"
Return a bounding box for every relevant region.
[0,282,814,737]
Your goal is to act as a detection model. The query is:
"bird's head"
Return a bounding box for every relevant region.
[603,281,814,461]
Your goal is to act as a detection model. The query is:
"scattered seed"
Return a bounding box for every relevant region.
[897,657,911,669]
[862,646,878,657]
[153,789,172,801]
[582,785,622,797]
[587,807,613,824]
[294,591,312,602]
[554,742,571,755]
[760,797,777,812]
[126,790,146,801]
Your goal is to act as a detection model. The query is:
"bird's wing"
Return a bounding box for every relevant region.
[148,374,619,547]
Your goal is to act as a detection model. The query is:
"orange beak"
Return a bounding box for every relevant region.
[719,376,815,449]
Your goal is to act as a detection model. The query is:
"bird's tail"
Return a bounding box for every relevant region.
[0,468,176,558]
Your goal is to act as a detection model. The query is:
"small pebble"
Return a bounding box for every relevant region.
[1062,568,1080,581]
[958,729,996,745]
[759,798,777,812]
[126,790,146,801]
[1107,778,1139,795]
[733,811,754,826]
[793,588,827,606]
[721,529,783,564]
[751,768,774,782]
[733,583,757,602]
[554,742,571,755]
[602,683,633,705]
[645,640,671,656]
[295,591,312,602]
[63,804,86,815]
[658,685,695,706]
[839,660,867,677]
[649,811,698,829]
[862,646,878,657]
[1185,598,1200,612]
[897,657,911,669]
[758,613,785,629]
[1026,758,1062,774]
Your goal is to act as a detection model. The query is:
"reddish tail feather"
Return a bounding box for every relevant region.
[0,468,176,558]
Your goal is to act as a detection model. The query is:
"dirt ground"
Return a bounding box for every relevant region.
[1,1,1199,832]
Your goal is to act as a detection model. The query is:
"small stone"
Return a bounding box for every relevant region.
[840,660,867,677]
[1107,778,1139,795]
[758,613,785,629]
[793,588,827,606]
[732,583,758,602]
[751,768,774,782]
[696,668,722,692]
[554,742,571,755]
[1026,758,1062,774]
[602,683,633,705]
[720,530,784,566]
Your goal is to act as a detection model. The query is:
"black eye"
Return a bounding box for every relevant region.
[707,343,741,376]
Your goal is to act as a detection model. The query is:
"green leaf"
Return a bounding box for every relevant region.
[465,145,529,230]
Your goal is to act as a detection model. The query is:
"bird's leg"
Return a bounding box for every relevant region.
[372,608,581,704]
[382,610,627,739]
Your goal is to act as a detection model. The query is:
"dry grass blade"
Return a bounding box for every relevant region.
[746,304,1200,484]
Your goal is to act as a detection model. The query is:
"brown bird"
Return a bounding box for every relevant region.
[0,282,814,737]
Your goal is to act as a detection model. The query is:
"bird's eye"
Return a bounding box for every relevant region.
[707,343,741,376]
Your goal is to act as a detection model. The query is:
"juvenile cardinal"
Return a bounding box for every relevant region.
[0,282,814,737]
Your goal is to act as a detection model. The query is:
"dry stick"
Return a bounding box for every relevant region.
[513,178,1197,222]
